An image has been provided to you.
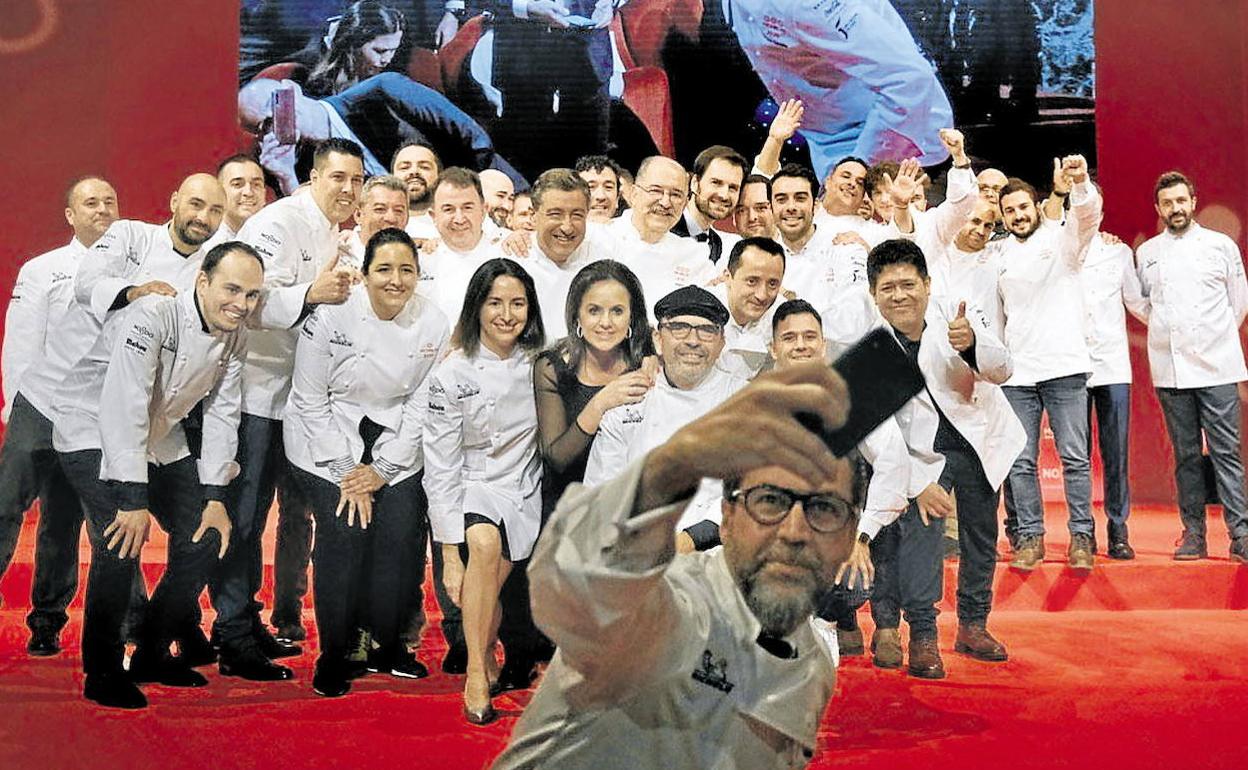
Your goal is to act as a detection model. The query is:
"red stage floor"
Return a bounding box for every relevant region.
[1,504,1245,770]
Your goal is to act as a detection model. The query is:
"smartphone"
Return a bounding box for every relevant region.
[798,327,925,457]
[271,87,297,145]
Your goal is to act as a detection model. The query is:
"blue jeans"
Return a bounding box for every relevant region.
[1088,384,1131,534]
[1002,373,1093,538]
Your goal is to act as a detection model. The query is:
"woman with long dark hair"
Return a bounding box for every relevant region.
[304,1,406,98]
[423,258,545,725]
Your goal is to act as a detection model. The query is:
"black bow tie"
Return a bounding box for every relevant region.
[695,229,723,264]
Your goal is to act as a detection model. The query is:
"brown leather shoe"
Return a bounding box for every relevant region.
[907,637,946,679]
[871,628,903,669]
[1068,533,1095,570]
[837,627,865,656]
[1010,536,1045,571]
[955,623,1008,662]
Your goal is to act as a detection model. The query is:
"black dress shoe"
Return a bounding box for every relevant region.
[442,642,467,675]
[1107,539,1135,560]
[27,628,61,657]
[177,627,218,668]
[128,649,209,688]
[219,648,294,681]
[312,660,352,698]
[369,649,429,680]
[493,657,536,694]
[85,673,148,709]
[274,622,307,643]
[254,625,302,659]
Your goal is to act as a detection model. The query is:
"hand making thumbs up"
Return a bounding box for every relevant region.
[305,250,353,305]
[947,301,975,352]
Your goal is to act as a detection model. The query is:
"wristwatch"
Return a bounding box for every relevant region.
[857,531,871,545]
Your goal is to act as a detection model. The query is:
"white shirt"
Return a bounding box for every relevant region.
[405,212,439,240]
[782,224,871,310]
[725,0,952,180]
[995,181,1103,386]
[51,290,245,489]
[1128,223,1248,388]
[2,238,87,421]
[200,220,238,256]
[1080,236,1139,387]
[284,287,449,486]
[600,217,720,320]
[417,235,501,326]
[810,211,895,248]
[924,242,1004,340]
[710,283,776,380]
[236,192,341,419]
[521,238,599,340]
[20,220,207,419]
[422,345,542,558]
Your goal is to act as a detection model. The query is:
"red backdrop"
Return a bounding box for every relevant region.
[1,0,1244,504]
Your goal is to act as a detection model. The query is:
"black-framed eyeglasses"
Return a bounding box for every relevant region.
[659,320,723,341]
[727,484,857,534]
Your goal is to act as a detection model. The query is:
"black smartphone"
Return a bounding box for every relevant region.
[799,327,925,457]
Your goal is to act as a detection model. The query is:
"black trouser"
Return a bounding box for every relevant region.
[429,535,463,649]
[817,581,871,631]
[206,413,309,650]
[290,466,424,664]
[1156,385,1248,540]
[61,451,220,676]
[871,447,1001,635]
[497,559,543,660]
[0,394,145,632]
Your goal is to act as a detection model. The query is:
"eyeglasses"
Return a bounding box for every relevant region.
[727,484,857,534]
[659,321,723,341]
[640,185,688,204]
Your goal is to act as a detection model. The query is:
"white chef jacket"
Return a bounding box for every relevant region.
[422,345,542,558]
[725,0,952,179]
[236,192,341,419]
[284,286,449,486]
[810,211,894,248]
[1128,223,1248,388]
[887,298,1026,492]
[2,237,87,421]
[907,165,977,249]
[493,459,836,770]
[1080,236,1139,387]
[51,290,245,493]
[200,220,238,257]
[584,366,748,487]
[599,217,720,320]
[922,241,1004,340]
[404,211,439,240]
[709,283,777,380]
[995,181,1103,386]
[19,220,208,419]
[416,235,502,327]
[781,225,870,310]
[521,238,600,341]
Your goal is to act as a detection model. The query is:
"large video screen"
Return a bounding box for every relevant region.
[238,0,1094,190]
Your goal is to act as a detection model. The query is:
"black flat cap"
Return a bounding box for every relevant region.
[654,285,729,326]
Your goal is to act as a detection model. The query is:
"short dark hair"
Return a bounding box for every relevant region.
[866,239,928,289]
[692,145,749,180]
[531,168,590,210]
[215,153,261,176]
[864,161,900,197]
[64,175,111,207]
[202,241,264,277]
[574,155,624,180]
[830,156,869,177]
[770,163,819,198]
[390,140,442,173]
[726,236,786,274]
[454,258,545,357]
[362,227,417,274]
[999,177,1038,207]
[553,260,653,372]
[740,173,772,199]
[771,298,823,333]
[312,138,364,170]
[431,166,483,202]
[1154,171,1195,203]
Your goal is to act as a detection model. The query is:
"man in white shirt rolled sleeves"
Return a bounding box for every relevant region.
[1128,171,1248,563]
[1080,231,1141,560]
[222,138,360,676]
[0,176,118,656]
[995,156,1103,571]
[671,146,749,266]
[202,155,267,254]
[53,242,263,709]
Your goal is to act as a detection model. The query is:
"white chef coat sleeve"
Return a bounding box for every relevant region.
[581,405,630,487]
[373,331,450,478]
[422,362,466,544]
[197,333,245,489]
[855,418,910,539]
[242,216,313,330]
[1123,245,1151,324]
[287,309,354,469]
[97,299,166,493]
[2,259,50,422]
[1062,180,1104,269]
[77,220,142,322]
[964,301,1013,384]
[528,458,705,707]
[1222,237,1248,327]
[930,165,977,247]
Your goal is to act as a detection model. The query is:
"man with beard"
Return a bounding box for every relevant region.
[574,155,626,224]
[733,174,777,241]
[1127,172,1248,563]
[0,176,120,656]
[203,155,267,253]
[600,157,719,320]
[493,360,858,769]
[480,168,516,233]
[995,156,1102,571]
[392,141,441,240]
[672,146,749,266]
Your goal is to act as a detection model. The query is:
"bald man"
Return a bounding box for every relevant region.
[480,168,516,231]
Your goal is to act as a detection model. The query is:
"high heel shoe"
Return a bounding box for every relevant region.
[462,700,498,725]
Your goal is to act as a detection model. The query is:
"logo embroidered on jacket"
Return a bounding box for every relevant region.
[454,382,480,400]
[692,650,734,693]
[420,342,438,359]
[123,337,149,355]
[329,331,353,347]
[620,407,644,424]
[50,271,73,283]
